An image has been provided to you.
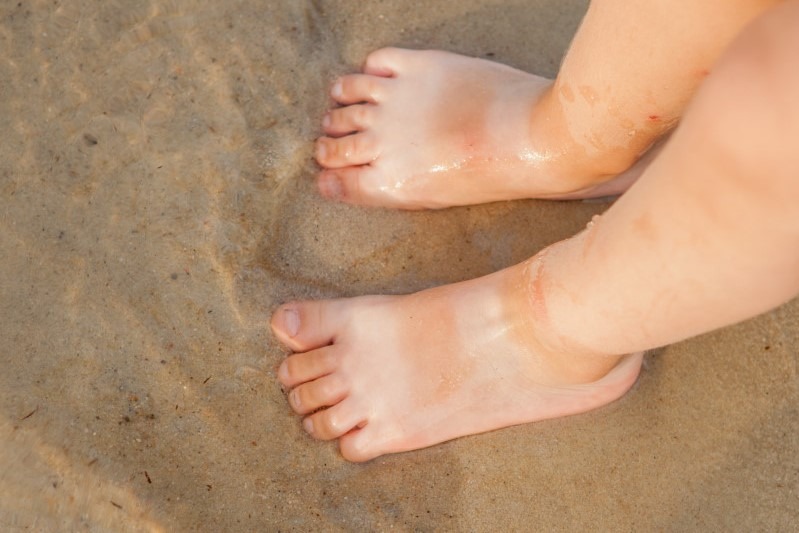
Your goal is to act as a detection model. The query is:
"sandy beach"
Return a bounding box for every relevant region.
[1,0,797,530]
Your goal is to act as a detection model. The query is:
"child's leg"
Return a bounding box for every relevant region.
[271,2,799,462]
[314,0,777,208]
[525,3,799,357]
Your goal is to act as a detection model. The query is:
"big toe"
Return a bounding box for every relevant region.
[270,300,343,352]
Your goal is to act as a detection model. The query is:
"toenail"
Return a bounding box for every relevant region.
[316,142,327,161]
[319,174,343,200]
[290,389,301,409]
[322,113,331,128]
[278,361,290,382]
[303,417,314,435]
[283,308,300,337]
[331,81,342,98]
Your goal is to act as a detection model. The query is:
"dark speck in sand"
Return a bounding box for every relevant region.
[83,133,98,146]
[170,273,178,280]
[19,406,38,421]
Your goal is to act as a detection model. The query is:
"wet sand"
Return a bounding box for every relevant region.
[1,0,797,530]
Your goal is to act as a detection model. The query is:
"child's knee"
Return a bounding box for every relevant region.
[671,3,799,230]
[695,3,799,191]
[735,0,799,120]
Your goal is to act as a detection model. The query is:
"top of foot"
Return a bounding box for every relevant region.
[314,48,627,209]
[270,262,643,462]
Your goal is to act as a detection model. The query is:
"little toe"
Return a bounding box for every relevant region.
[278,346,339,388]
[319,166,422,209]
[302,399,365,441]
[315,133,379,168]
[318,167,389,207]
[270,300,344,352]
[339,426,384,463]
[331,74,387,105]
[288,373,348,415]
[322,104,375,137]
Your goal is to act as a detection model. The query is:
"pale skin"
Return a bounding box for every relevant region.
[271,0,799,462]
[313,0,778,208]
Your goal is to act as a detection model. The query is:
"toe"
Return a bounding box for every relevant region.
[317,168,360,203]
[302,399,365,441]
[318,167,384,206]
[288,373,348,415]
[363,47,410,77]
[315,133,379,168]
[270,300,343,352]
[322,104,375,137]
[278,346,339,388]
[339,427,383,463]
[331,74,387,105]
[318,167,420,209]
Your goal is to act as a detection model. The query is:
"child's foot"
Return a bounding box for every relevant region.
[270,261,643,462]
[315,48,641,209]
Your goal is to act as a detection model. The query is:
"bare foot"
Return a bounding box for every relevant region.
[315,48,642,209]
[270,260,643,462]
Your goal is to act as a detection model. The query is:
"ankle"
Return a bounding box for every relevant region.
[505,257,625,385]
[530,85,660,195]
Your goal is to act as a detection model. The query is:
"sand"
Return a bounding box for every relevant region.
[0,0,797,530]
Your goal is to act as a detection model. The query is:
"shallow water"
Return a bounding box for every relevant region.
[1,1,797,530]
